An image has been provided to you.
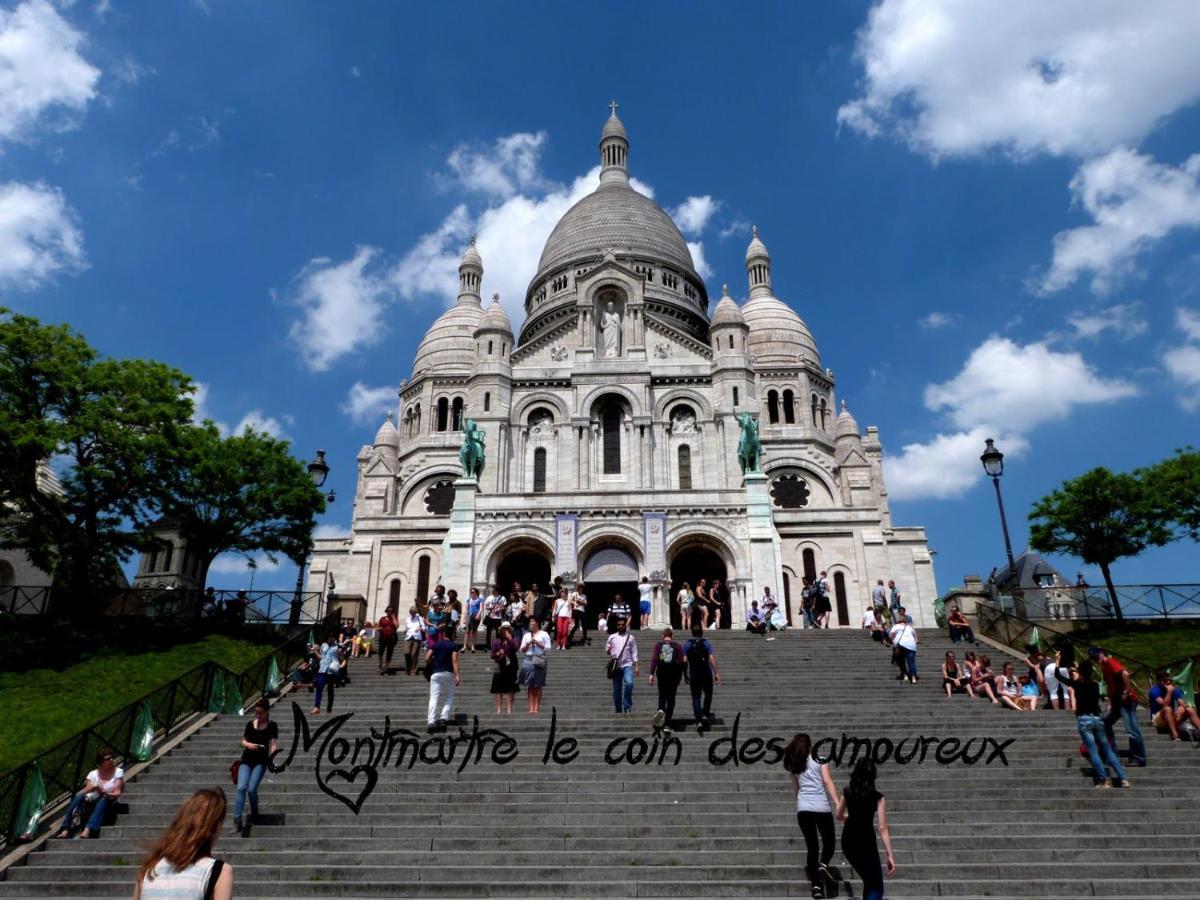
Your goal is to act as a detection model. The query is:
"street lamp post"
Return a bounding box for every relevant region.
[290,449,335,628]
[980,438,1016,573]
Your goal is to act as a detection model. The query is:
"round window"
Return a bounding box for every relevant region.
[424,481,455,515]
[770,475,810,509]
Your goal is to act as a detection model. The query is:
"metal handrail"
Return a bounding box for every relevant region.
[0,620,328,848]
[0,586,327,625]
[989,584,1200,621]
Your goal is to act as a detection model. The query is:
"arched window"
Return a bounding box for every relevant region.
[811,394,819,427]
[147,548,159,573]
[819,398,828,430]
[802,548,817,582]
[487,340,494,355]
[484,392,491,412]
[389,579,401,608]
[783,389,795,424]
[161,543,173,572]
[834,572,849,626]
[732,386,739,407]
[533,447,547,493]
[767,390,780,424]
[678,445,692,490]
[414,403,421,434]
[436,398,449,432]
[416,556,431,605]
[782,572,793,627]
[451,397,464,430]
[602,403,622,474]
[728,334,734,349]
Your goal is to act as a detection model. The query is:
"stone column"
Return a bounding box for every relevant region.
[440,479,478,594]
[743,472,782,623]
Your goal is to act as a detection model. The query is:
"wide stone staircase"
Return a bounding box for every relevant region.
[3,628,1199,898]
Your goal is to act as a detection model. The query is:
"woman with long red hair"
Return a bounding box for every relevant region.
[135,788,233,899]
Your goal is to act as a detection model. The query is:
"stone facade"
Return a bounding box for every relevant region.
[308,107,937,628]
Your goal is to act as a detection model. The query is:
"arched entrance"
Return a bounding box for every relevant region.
[495,548,551,598]
[669,544,729,629]
[582,545,640,630]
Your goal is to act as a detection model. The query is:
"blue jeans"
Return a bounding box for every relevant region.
[903,648,917,678]
[60,793,108,836]
[1078,714,1127,783]
[1104,699,1147,765]
[234,762,266,820]
[313,672,335,712]
[802,608,816,629]
[612,665,634,712]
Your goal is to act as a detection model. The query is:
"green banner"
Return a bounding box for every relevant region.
[222,671,244,715]
[14,762,48,840]
[933,597,948,628]
[1172,660,1196,707]
[207,668,226,713]
[1028,626,1041,649]
[265,657,282,695]
[131,701,155,762]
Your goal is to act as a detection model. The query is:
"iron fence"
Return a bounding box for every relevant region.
[0,586,326,625]
[0,624,321,850]
[991,584,1200,621]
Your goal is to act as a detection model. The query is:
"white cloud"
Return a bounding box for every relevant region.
[0,180,85,288]
[208,552,283,577]
[1066,302,1148,340]
[670,195,719,235]
[1164,306,1200,410]
[839,0,1200,160]
[0,0,100,145]
[1041,149,1200,295]
[886,336,1137,500]
[190,382,291,439]
[388,204,472,303]
[287,245,392,372]
[313,523,351,540]
[342,381,396,426]
[233,409,290,440]
[919,311,955,329]
[687,241,712,280]
[443,131,549,198]
[1177,306,1200,342]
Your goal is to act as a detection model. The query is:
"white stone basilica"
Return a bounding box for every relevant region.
[308,106,937,629]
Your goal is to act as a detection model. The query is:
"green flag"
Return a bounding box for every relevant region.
[207,669,226,713]
[265,657,282,695]
[933,597,948,629]
[308,629,315,646]
[14,762,48,840]
[1028,626,1041,649]
[131,701,155,762]
[1171,661,1196,707]
[222,671,244,715]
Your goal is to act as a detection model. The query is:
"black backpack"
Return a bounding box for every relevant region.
[686,638,710,673]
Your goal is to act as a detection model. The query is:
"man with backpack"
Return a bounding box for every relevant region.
[376,606,399,675]
[649,626,686,732]
[683,621,721,733]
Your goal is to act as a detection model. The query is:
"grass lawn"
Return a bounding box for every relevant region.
[1070,620,1200,669]
[0,634,276,772]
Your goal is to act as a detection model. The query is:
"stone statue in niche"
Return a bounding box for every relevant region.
[601,301,622,357]
[530,414,554,437]
[670,410,697,435]
[550,345,568,361]
[654,342,672,359]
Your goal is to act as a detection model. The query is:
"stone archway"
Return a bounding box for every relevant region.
[491,539,553,600]
[668,543,729,630]
[582,544,641,630]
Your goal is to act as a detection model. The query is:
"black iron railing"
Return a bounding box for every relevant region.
[990,584,1200,621]
[0,623,324,849]
[0,586,326,625]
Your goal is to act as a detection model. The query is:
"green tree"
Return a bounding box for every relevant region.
[160,422,326,591]
[0,309,193,603]
[1028,467,1172,620]
[1141,448,1200,542]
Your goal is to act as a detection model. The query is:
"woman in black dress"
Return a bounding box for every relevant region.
[489,623,520,714]
[835,758,895,900]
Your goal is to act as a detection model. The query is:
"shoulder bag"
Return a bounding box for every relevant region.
[606,636,630,680]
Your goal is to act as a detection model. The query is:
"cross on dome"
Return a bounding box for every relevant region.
[609,99,619,116]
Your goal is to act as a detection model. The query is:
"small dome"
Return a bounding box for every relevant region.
[374,412,398,448]
[476,293,513,335]
[711,285,745,328]
[834,401,861,440]
[745,225,770,263]
[460,237,482,270]
[601,109,628,142]
[743,295,820,365]
[412,301,484,375]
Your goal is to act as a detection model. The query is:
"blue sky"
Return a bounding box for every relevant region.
[4,1,1200,591]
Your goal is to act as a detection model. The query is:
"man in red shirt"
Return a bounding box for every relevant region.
[1090,646,1147,767]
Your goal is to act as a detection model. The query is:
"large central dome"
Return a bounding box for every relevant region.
[534,182,697,282]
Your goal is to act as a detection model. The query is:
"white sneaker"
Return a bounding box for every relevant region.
[652,709,666,730]
[765,636,776,642]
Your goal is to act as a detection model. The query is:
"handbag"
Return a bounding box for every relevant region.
[606,636,630,680]
[229,759,241,785]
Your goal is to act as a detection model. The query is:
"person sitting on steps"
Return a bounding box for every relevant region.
[1149,670,1200,742]
[745,600,767,635]
[54,747,124,840]
[946,606,977,644]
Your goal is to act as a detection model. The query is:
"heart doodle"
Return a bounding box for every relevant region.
[319,764,378,814]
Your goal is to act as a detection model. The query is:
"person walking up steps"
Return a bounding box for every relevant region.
[135,788,232,900]
[233,700,278,834]
[403,606,424,676]
[836,758,895,900]
[424,624,460,734]
[1092,646,1148,767]
[784,733,840,899]
[649,625,686,732]
[310,631,340,715]
[376,606,399,674]
[886,612,918,684]
[1057,654,1130,788]
[638,576,654,629]
[684,621,720,733]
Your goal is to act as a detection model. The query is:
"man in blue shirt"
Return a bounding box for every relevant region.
[683,622,721,733]
[423,624,461,734]
[1149,670,1200,742]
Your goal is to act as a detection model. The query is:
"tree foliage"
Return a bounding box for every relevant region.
[1028,467,1173,619]
[1141,448,1200,543]
[0,309,193,599]
[161,422,326,588]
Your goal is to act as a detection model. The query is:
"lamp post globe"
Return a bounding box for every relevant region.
[307,449,330,487]
[980,438,1016,573]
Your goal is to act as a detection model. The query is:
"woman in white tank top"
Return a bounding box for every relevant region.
[783,733,840,899]
[136,788,233,900]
